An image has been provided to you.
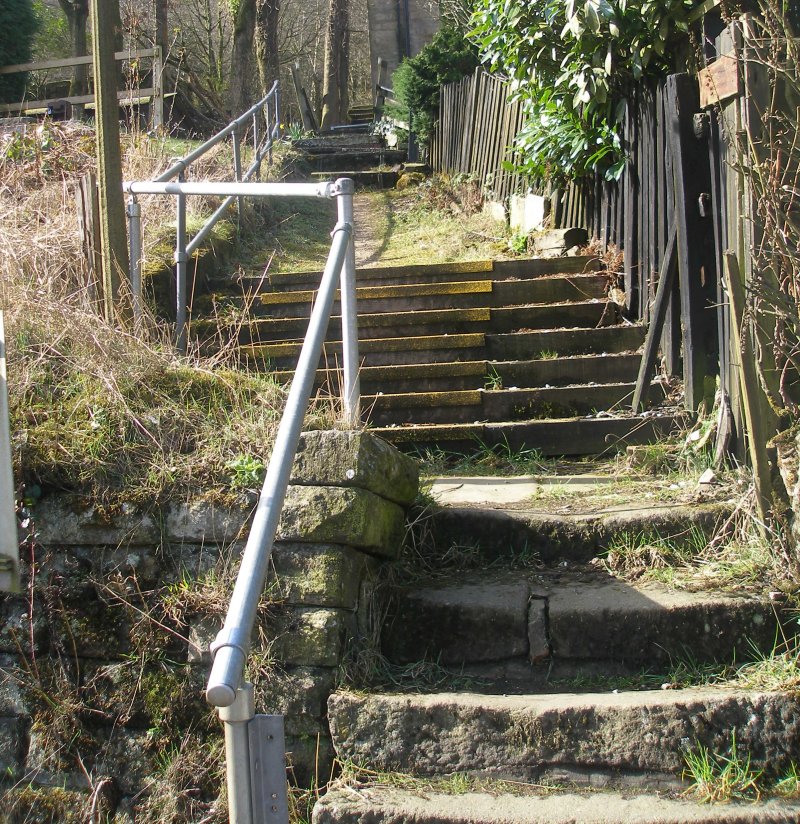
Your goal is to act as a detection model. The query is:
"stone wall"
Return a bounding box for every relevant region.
[367,0,440,94]
[0,431,418,821]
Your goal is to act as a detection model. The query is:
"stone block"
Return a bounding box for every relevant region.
[253,666,336,725]
[278,486,406,557]
[530,227,589,258]
[0,655,28,715]
[0,716,23,777]
[292,431,419,506]
[269,543,376,608]
[383,580,530,665]
[286,726,334,787]
[164,498,250,544]
[35,497,160,546]
[269,607,354,668]
[510,193,549,233]
[482,200,507,223]
[0,594,47,655]
[527,599,550,663]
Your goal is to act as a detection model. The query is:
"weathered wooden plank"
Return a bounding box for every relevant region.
[623,100,640,314]
[699,55,740,108]
[666,72,719,411]
[633,225,678,411]
[661,81,681,377]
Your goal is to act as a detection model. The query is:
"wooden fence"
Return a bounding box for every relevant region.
[431,11,777,449]
[0,47,164,128]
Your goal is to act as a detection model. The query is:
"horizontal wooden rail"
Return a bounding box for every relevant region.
[0,88,155,114]
[0,48,158,75]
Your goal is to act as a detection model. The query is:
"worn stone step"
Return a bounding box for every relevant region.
[270,355,643,395]
[245,333,488,369]
[313,786,800,824]
[228,301,611,345]
[382,568,782,673]
[488,325,646,359]
[421,499,725,567]
[240,257,601,292]
[243,325,643,370]
[249,281,610,321]
[311,169,400,188]
[308,149,405,171]
[366,382,664,426]
[371,413,686,457]
[327,688,800,781]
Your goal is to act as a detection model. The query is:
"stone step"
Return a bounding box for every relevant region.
[382,568,782,674]
[272,355,643,395]
[313,786,800,824]
[371,413,686,457]
[241,257,601,292]
[307,149,406,171]
[249,279,612,320]
[420,499,726,567]
[326,688,800,782]
[366,381,664,426]
[242,326,645,369]
[223,301,611,344]
[311,169,400,188]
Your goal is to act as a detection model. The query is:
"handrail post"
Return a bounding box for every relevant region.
[175,174,189,354]
[220,681,255,824]
[126,195,142,326]
[232,125,244,218]
[335,178,360,427]
[252,112,260,180]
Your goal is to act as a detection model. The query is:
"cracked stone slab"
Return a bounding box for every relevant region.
[327,688,800,779]
[312,786,800,824]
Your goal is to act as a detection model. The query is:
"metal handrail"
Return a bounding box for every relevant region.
[126,83,281,349]
[122,173,360,824]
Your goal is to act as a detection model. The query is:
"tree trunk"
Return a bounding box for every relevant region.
[57,0,89,96]
[90,0,130,323]
[320,0,349,129]
[255,0,280,98]
[229,0,257,115]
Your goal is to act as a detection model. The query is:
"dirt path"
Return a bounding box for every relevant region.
[353,191,391,267]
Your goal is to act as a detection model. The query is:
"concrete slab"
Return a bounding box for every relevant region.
[429,475,615,506]
[313,786,800,824]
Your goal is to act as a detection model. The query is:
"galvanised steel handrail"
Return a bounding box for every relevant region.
[126,83,281,349]
[123,174,360,824]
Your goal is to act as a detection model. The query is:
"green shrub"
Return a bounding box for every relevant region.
[391,26,479,145]
[469,0,693,182]
[0,0,38,103]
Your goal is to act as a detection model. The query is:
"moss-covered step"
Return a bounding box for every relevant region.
[272,354,643,395]
[370,413,686,457]
[365,382,666,426]
[234,264,604,294]
[310,169,400,188]
[242,333,488,369]
[313,786,800,824]
[487,325,646,359]
[382,567,785,671]
[326,688,800,781]
[254,279,494,318]
[218,300,613,345]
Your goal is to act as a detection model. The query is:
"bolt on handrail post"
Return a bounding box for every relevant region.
[232,125,244,219]
[175,175,189,354]
[220,682,255,824]
[126,195,142,326]
[335,178,360,427]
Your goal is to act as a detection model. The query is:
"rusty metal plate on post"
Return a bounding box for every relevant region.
[249,714,289,824]
[699,55,741,108]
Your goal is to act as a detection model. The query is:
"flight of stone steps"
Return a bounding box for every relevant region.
[293,132,406,188]
[197,255,685,457]
[311,488,800,824]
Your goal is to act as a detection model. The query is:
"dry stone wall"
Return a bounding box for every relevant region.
[0,431,418,821]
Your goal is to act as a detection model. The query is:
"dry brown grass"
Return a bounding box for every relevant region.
[0,122,333,503]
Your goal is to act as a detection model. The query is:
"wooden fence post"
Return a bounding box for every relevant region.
[76,171,103,309]
[666,72,719,412]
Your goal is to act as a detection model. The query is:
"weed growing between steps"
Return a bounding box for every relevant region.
[683,731,800,804]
